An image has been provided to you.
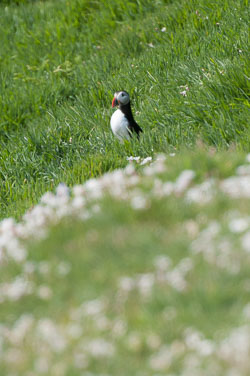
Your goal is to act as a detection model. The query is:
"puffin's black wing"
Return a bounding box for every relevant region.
[129,120,143,137]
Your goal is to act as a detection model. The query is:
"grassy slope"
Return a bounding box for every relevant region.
[0,0,249,219]
[1,1,250,373]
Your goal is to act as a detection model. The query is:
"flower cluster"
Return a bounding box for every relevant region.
[1,153,250,375]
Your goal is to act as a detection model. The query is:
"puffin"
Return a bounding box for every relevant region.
[110,90,143,141]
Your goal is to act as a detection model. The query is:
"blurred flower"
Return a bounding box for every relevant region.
[130,191,149,210]
[149,345,173,370]
[118,276,135,292]
[126,332,142,352]
[140,156,152,165]
[180,90,187,96]
[85,338,115,357]
[81,298,106,316]
[136,273,155,297]
[236,165,250,176]
[36,319,67,353]
[180,85,189,96]
[126,156,140,162]
[9,314,34,345]
[228,218,249,233]
[221,176,250,198]
[186,179,215,204]
[218,326,250,365]
[37,285,53,300]
[0,277,34,302]
[146,333,161,350]
[175,170,195,194]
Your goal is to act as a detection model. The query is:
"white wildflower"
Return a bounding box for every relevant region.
[23,204,54,236]
[56,183,70,197]
[112,319,127,337]
[71,196,85,210]
[143,165,156,176]
[72,185,85,196]
[185,220,199,238]
[229,218,249,233]
[153,179,174,197]
[191,221,220,259]
[140,156,152,165]
[81,298,105,316]
[180,90,187,96]
[175,170,195,194]
[36,319,67,353]
[126,332,142,352]
[10,314,34,345]
[177,257,193,274]
[66,323,83,340]
[85,338,115,357]
[136,273,155,297]
[0,277,33,302]
[37,285,53,300]
[38,261,50,275]
[161,26,166,32]
[6,239,27,263]
[184,328,214,356]
[124,163,136,175]
[146,334,161,350]
[79,210,91,221]
[154,255,172,272]
[118,276,135,292]
[40,192,58,207]
[126,156,140,162]
[152,158,167,174]
[162,181,175,195]
[221,176,250,198]
[84,178,103,199]
[171,340,186,356]
[166,269,187,292]
[23,261,36,274]
[149,345,173,370]
[236,165,250,176]
[130,192,148,210]
[218,326,250,364]
[186,179,215,204]
[0,217,16,233]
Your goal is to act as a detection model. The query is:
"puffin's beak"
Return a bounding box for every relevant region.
[112,97,118,107]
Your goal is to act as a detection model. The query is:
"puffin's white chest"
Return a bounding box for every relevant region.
[110,109,131,141]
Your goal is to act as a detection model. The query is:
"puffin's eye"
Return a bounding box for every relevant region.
[121,93,124,97]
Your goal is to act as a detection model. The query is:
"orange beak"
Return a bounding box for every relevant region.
[112,97,118,107]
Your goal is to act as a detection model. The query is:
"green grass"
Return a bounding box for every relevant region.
[1,2,250,374]
[0,0,249,219]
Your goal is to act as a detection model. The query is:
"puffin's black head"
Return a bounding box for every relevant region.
[112,91,130,108]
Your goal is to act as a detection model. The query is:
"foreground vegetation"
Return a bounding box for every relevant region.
[1,151,250,375]
[0,0,249,219]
